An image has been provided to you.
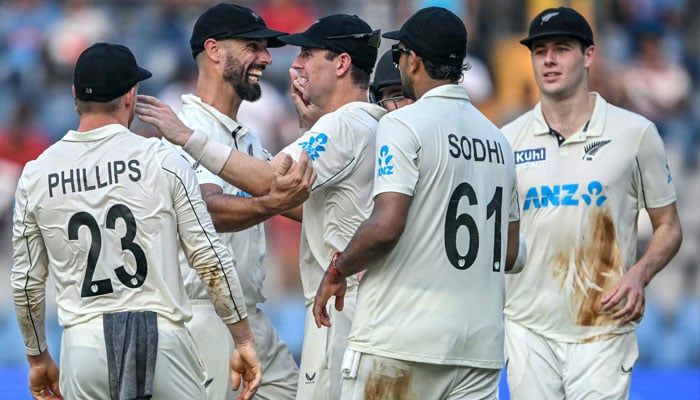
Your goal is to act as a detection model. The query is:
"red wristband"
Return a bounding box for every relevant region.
[328,251,344,277]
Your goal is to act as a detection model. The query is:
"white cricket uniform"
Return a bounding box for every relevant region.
[12,124,246,399]
[280,101,386,400]
[344,85,519,398]
[502,93,676,399]
[174,94,298,400]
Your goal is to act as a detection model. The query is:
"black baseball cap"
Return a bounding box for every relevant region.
[370,50,401,100]
[278,14,380,74]
[383,7,466,68]
[74,42,152,102]
[520,7,594,49]
[190,3,287,59]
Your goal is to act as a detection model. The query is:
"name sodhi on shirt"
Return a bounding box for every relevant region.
[448,133,505,164]
[48,159,142,197]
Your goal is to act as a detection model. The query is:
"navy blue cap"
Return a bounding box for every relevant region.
[74,42,152,102]
[383,7,467,68]
[279,14,380,74]
[190,3,287,58]
[520,7,594,48]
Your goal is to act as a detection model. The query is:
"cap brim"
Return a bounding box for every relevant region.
[236,27,289,48]
[519,32,592,48]
[382,30,402,40]
[278,33,327,49]
[137,66,152,82]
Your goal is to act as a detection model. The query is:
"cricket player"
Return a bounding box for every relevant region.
[502,7,682,399]
[369,49,413,111]
[162,4,314,399]
[313,7,524,399]
[136,13,385,400]
[11,42,261,400]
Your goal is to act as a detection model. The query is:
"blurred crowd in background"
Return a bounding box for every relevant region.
[0,0,698,370]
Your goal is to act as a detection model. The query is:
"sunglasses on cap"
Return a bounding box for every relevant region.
[324,29,382,49]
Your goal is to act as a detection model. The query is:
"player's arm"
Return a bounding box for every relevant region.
[136,95,315,217]
[136,94,273,194]
[504,222,527,274]
[163,150,261,397]
[313,192,411,327]
[602,202,682,323]
[601,124,683,323]
[11,174,63,399]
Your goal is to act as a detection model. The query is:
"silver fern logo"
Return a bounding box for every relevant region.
[582,139,612,160]
[541,12,560,23]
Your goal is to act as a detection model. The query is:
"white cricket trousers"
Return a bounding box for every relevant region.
[297,287,357,400]
[59,314,207,399]
[187,300,298,400]
[504,318,638,400]
[339,351,500,400]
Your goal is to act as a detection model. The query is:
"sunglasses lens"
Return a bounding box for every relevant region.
[391,45,401,64]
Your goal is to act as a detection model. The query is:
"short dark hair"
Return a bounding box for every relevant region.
[325,50,370,89]
[423,58,470,82]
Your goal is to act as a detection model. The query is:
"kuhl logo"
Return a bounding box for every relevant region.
[523,181,607,210]
[377,145,394,176]
[299,133,328,161]
[515,148,546,165]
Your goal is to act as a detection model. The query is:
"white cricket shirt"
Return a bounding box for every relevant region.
[174,94,270,306]
[348,85,519,368]
[280,102,386,304]
[502,93,677,342]
[12,124,246,355]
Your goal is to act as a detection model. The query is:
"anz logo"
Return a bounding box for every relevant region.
[377,145,394,176]
[299,133,328,161]
[523,181,607,210]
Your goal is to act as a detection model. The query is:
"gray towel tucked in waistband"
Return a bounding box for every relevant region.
[103,311,158,400]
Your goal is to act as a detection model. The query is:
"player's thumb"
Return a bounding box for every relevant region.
[276,154,293,175]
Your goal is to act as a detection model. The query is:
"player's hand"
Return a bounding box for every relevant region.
[264,151,316,213]
[27,351,62,399]
[289,68,324,129]
[313,254,348,328]
[135,94,194,145]
[229,343,262,400]
[601,264,646,324]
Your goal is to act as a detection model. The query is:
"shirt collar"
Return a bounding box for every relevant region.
[420,84,471,102]
[62,124,127,142]
[533,92,607,143]
[336,101,387,120]
[182,93,248,138]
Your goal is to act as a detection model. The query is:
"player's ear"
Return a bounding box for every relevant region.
[124,86,137,107]
[335,53,352,78]
[204,38,221,62]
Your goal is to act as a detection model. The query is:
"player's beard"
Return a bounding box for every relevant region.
[223,52,262,102]
[401,74,417,101]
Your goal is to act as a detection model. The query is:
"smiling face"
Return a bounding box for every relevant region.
[221,38,272,102]
[530,36,593,101]
[291,47,337,108]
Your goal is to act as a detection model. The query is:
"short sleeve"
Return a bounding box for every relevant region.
[372,115,420,197]
[634,123,676,209]
[280,114,357,189]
